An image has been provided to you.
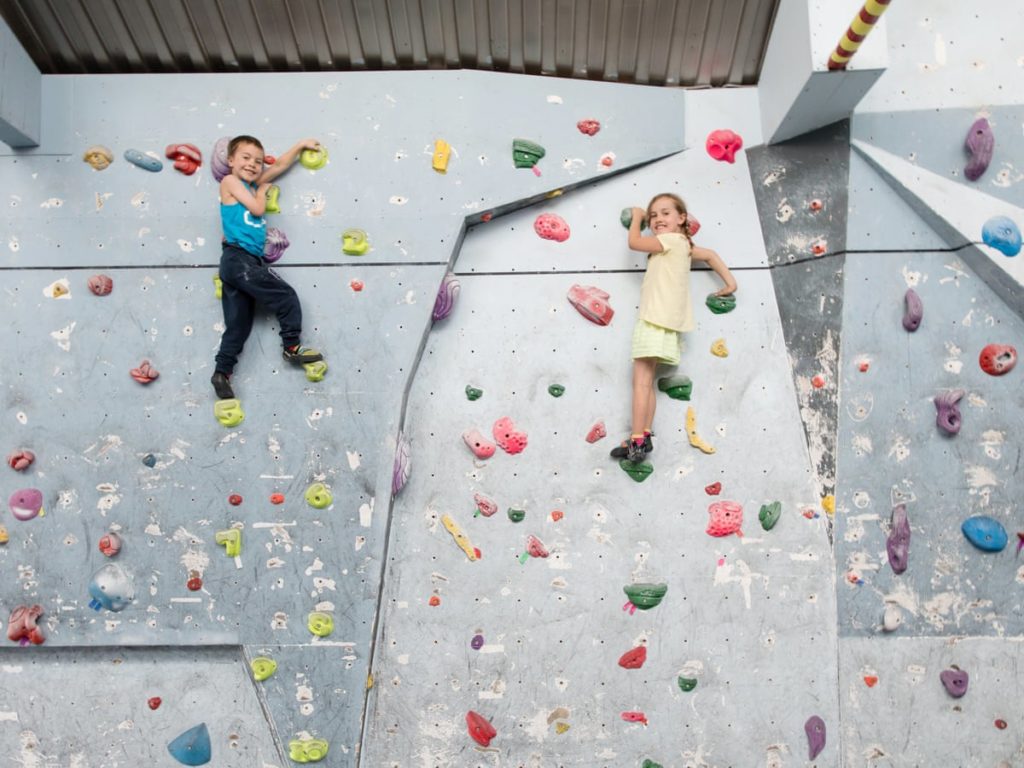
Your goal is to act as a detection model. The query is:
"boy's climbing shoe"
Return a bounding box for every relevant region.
[609,434,653,459]
[625,439,647,464]
[211,371,235,400]
[283,346,324,365]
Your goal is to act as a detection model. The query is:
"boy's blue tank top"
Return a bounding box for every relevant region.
[221,182,266,257]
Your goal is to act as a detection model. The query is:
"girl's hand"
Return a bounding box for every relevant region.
[631,207,646,222]
[713,286,736,297]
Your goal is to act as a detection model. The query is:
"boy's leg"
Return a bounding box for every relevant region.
[214,249,258,380]
[237,262,323,363]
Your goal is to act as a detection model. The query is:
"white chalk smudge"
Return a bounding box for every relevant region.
[389,195,408,206]
[901,265,922,287]
[40,198,63,209]
[713,558,764,609]
[546,94,563,104]
[346,451,360,470]
[359,498,374,528]
[50,321,77,351]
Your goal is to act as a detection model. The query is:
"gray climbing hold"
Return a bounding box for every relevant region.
[886,504,910,574]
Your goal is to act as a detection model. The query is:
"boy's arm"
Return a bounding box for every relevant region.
[692,245,738,295]
[258,138,321,184]
[627,207,664,254]
[221,175,270,216]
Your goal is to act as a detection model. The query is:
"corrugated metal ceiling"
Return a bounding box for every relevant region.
[0,0,778,87]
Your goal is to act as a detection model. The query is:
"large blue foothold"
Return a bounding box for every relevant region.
[123,149,164,172]
[982,216,1022,257]
[168,723,212,766]
[961,516,1008,552]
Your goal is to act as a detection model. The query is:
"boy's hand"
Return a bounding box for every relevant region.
[301,138,321,151]
[257,182,272,197]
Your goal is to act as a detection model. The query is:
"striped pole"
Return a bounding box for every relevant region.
[828,0,892,70]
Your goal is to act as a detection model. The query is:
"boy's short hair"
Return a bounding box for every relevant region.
[228,135,264,157]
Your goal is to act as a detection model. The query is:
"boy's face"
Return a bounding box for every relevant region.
[228,142,264,183]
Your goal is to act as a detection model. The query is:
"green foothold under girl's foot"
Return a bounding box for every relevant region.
[619,459,653,482]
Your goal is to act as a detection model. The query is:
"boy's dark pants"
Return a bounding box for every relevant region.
[215,244,302,375]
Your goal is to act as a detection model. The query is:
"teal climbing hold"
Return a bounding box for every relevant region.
[961,516,1008,552]
[657,375,692,401]
[705,293,736,314]
[677,676,698,692]
[167,723,212,766]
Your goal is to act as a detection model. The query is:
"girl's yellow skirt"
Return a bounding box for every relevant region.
[631,319,682,364]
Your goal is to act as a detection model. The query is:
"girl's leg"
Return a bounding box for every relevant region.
[631,357,658,437]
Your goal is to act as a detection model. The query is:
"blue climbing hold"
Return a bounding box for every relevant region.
[123,149,164,172]
[142,453,156,468]
[167,723,212,766]
[961,516,1008,552]
[981,216,1022,257]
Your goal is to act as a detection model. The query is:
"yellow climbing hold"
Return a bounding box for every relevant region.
[213,275,223,299]
[710,338,729,357]
[214,398,245,427]
[304,360,328,382]
[432,139,450,172]
[366,673,374,690]
[215,528,241,557]
[441,514,478,561]
[822,495,835,516]
[686,407,716,454]
[546,188,564,198]
[555,722,570,734]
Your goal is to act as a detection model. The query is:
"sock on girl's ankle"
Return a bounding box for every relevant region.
[286,344,299,352]
[631,434,645,444]
[643,430,651,437]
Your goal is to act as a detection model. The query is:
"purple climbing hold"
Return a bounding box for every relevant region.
[903,289,923,332]
[471,634,484,650]
[934,389,965,435]
[964,118,994,182]
[211,137,231,182]
[940,667,969,698]
[9,488,43,521]
[887,504,910,575]
[805,715,826,760]
[263,227,289,263]
[392,431,410,497]
[432,272,460,323]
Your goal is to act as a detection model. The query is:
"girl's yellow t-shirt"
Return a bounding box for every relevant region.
[638,233,693,332]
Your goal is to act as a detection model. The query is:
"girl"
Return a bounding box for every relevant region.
[611,193,737,463]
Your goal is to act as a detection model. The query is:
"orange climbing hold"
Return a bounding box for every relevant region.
[270,493,285,505]
[130,360,159,384]
[428,595,441,607]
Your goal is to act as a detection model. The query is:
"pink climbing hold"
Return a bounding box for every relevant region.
[7,450,34,472]
[586,421,607,443]
[164,143,202,175]
[706,500,744,537]
[685,213,701,237]
[492,417,528,455]
[566,284,614,326]
[130,360,159,384]
[706,129,743,163]
[964,118,994,181]
[621,711,648,725]
[87,274,113,296]
[525,535,549,558]
[474,493,498,517]
[577,119,601,136]
[462,429,496,460]
[534,213,570,242]
[979,343,1017,376]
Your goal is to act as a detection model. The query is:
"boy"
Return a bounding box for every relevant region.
[210,135,325,400]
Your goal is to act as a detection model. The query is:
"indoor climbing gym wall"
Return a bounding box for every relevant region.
[0,0,1023,766]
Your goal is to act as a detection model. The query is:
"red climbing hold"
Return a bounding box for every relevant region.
[98,532,122,557]
[164,143,203,175]
[473,493,498,517]
[466,710,497,746]
[87,274,113,296]
[618,646,647,669]
[350,279,364,292]
[567,284,614,326]
[148,697,162,710]
[481,212,493,222]
[686,213,701,237]
[7,604,45,645]
[621,711,648,725]
[6,450,34,472]
[576,119,601,136]
[809,199,824,212]
[228,494,243,506]
[979,343,1017,376]
[492,417,527,455]
[586,421,607,443]
[428,595,441,607]
[811,240,827,256]
[551,510,564,522]
[704,482,722,496]
[525,535,549,559]
[705,129,743,163]
[706,501,744,537]
[186,575,203,592]
[534,213,570,242]
[270,493,285,505]
[130,360,159,384]
[811,374,826,388]
[863,675,879,688]
[995,719,1008,730]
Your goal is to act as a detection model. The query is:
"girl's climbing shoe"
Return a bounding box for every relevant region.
[283,346,324,365]
[609,434,653,459]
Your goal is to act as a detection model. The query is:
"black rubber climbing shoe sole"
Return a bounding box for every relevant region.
[211,372,235,400]
[609,434,653,459]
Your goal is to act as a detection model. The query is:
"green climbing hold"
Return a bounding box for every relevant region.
[548,384,565,397]
[623,583,667,610]
[642,761,663,768]
[706,293,737,314]
[305,482,333,509]
[759,501,782,531]
[512,138,546,169]
[620,459,653,482]
[304,360,328,382]
[288,738,329,763]
[250,656,277,682]
[465,385,483,401]
[677,676,698,692]
[299,146,329,170]
[657,375,693,401]
[620,207,647,230]
[341,228,369,255]
[307,611,334,637]
[507,508,526,523]
[265,184,281,214]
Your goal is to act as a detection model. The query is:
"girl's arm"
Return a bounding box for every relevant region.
[258,138,321,184]
[627,207,663,254]
[221,175,270,216]
[692,245,737,296]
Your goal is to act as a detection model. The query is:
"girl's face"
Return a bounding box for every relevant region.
[647,196,687,234]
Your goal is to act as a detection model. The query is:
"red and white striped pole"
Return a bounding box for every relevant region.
[828,0,892,70]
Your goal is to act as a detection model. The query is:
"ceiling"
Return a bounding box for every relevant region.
[0,0,779,87]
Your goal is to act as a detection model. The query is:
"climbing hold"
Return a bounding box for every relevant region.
[228,494,243,506]
[982,215,1022,256]
[512,138,545,169]
[705,482,722,495]
[658,375,693,401]
[471,634,484,650]
[934,389,965,435]
[215,529,242,558]
[586,421,606,443]
[304,483,332,509]
[551,510,564,522]
[250,656,277,682]
[507,508,526,523]
[979,343,1017,375]
[618,646,647,669]
[9,488,43,521]
[759,501,782,531]
[349,279,364,291]
[83,145,114,170]
[940,667,969,698]
[87,563,135,612]
[466,710,497,746]
[619,459,653,482]
[463,428,496,459]
[87,274,113,296]
[441,514,478,561]
[621,711,648,725]
[130,360,160,384]
[263,227,289,263]
[307,611,334,637]
[98,532,122,557]
[0,526,8,544]
[167,723,212,766]
[706,500,743,537]
[822,495,835,516]
[621,207,647,230]
[534,213,570,242]
[686,407,715,454]
[465,385,483,401]
[210,136,230,181]
[705,129,743,163]
[641,761,663,768]
[303,360,328,382]
[809,199,824,212]
[165,143,202,175]
[288,738,329,763]
[677,676,698,692]
[214,398,245,427]
[432,272,460,322]
[213,275,222,299]
[473,493,498,517]
[493,416,528,454]
[811,374,826,389]
[566,284,614,325]
[428,595,441,607]
[811,240,828,256]
[887,504,910,574]
[142,453,156,468]
[186,574,203,591]
[995,719,1008,730]
[548,384,565,397]
[270,493,285,505]
[902,289,923,331]
[299,145,328,170]
[124,149,163,172]
[148,697,162,710]
[519,534,549,563]
[432,139,451,172]
[961,515,1008,552]
[341,228,369,255]
[600,153,614,167]
[7,605,45,645]
[705,293,736,314]
[883,603,902,632]
[805,715,826,760]
[622,583,667,612]
[576,119,600,136]
[710,338,729,357]
[863,675,878,687]
[392,431,410,498]
[555,722,570,734]
[963,117,994,181]
[6,449,34,472]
